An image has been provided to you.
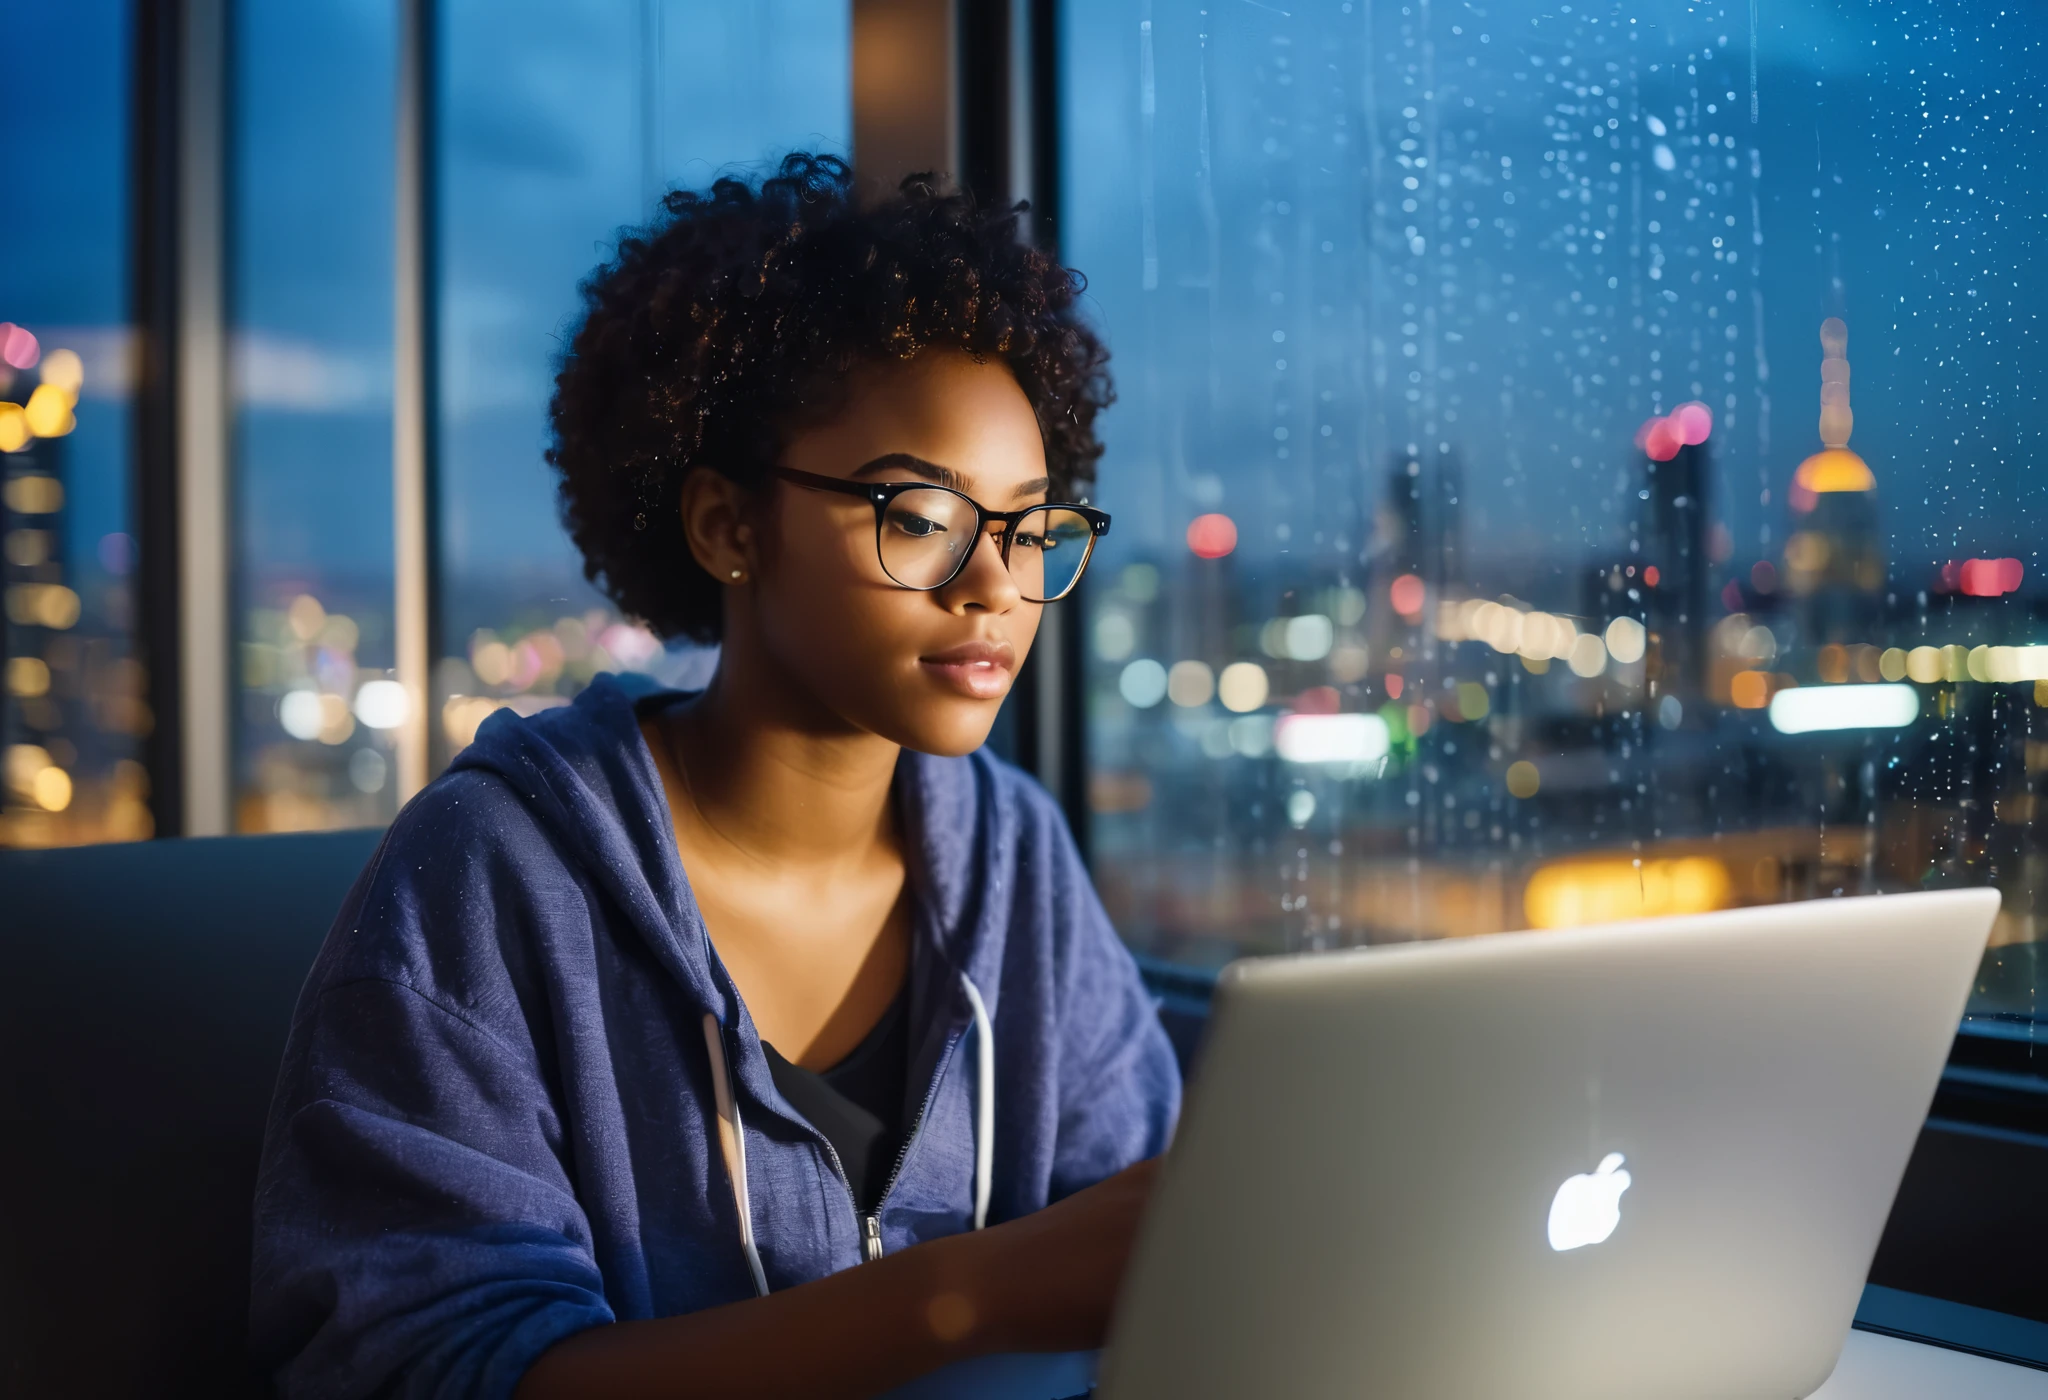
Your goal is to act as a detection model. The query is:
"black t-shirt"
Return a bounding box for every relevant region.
[761,989,910,1216]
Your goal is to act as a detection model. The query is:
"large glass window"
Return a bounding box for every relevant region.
[1065,0,2048,1026]
[0,0,149,847]
[433,0,852,757]
[230,0,399,832]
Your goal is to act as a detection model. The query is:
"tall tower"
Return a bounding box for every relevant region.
[1783,318,1883,639]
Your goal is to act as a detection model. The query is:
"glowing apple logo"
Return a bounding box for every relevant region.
[1546,1152,1632,1252]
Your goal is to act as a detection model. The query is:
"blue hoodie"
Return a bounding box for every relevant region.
[250,675,1179,1399]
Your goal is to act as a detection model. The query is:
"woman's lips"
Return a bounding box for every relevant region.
[918,640,1016,700]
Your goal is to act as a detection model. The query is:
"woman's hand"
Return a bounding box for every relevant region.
[518,1158,1163,1399]
[965,1156,1162,1354]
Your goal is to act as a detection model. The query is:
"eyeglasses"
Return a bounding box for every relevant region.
[770,465,1111,603]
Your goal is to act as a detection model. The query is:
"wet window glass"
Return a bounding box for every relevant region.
[0,1,149,847]
[433,0,851,760]
[1063,1,2047,1025]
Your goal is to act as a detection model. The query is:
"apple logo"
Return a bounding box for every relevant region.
[1547,1152,1632,1252]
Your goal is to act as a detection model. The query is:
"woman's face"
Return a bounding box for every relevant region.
[728,350,1056,757]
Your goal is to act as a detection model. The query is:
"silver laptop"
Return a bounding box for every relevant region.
[1100,889,1999,1400]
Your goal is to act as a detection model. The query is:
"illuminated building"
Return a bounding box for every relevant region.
[1783,318,1884,642]
[1371,445,1463,665]
[1635,401,1715,706]
[2,331,89,842]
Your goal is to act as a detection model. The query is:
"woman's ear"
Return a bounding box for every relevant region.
[678,468,757,584]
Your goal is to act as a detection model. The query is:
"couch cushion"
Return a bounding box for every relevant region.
[0,828,382,1400]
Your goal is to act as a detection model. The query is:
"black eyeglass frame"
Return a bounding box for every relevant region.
[770,465,1112,602]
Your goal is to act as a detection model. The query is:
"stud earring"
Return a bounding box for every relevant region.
[729,569,743,580]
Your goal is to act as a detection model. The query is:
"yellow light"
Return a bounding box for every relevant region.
[3,474,62,512]
[23,384,75,437]
[1783,531,1831,574]
[31,764,72,812]
[0,404,26,453]
[1730,670,1771,709]
[286,594,327,641]
[441,694,507,749]
[1457,681,1491,722]
[317,692,354,745]
[1792,448,1875,495]
[5,743,52,796]
[1879,647,1908,682]
[39,347,83,397]
[1505,759,1540,798]
[472,638,513,687]
[7,656,50,697]
[1328,642,1371,684]
[1217,661,1269,713]
[1567,632,1608,678]
[1905,646,1942,684]
[5,583,79,629]
[1524,855,1734,930]
[1167,659,1215,708]
[37,585,79,629]
[1604,616,1647,665]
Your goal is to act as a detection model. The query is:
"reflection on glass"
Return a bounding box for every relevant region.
[434,0,852,757]
[1064,1,2048,1021]
[0,1,150,847]
[230,0,399,832]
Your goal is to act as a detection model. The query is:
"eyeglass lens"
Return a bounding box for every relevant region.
[878,489,1095,601]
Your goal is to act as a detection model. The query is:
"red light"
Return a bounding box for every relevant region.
[1389,572,1426,616]
[1673,401,1713,445]
[1296,685,1341,714]
[1721,580,1745,612]
[1643,417,1684,462]
[1186,513,1237,559]
[0,323,38,370]
[1385,673,1405,700]
[1957,557,2025,597]
[1750,560,1778,594]
[1638,403,1711,463]
[1643,565,1661,587]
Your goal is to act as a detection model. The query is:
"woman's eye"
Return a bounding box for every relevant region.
[1014,531,1050,551]
[895,514,947,538]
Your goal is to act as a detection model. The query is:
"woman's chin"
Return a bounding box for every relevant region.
[887,692,1008,758]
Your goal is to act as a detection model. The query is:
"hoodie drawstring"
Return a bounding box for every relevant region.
[960,973,995,1232]
[702,1013,771,1297]
[703,973,995,1294]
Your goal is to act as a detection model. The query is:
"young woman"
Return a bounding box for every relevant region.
[249,155,1179,1399]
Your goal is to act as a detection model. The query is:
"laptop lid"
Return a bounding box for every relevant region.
[1100,889,1999,1400]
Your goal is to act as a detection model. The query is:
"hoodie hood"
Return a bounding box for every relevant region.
[448,673,1008,1010]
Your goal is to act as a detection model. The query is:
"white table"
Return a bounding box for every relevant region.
[1814,1330,2048,1398]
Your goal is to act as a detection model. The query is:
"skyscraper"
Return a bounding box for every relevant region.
[1783,318,1883,641]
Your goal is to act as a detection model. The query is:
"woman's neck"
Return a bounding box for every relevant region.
[658,648,903,874]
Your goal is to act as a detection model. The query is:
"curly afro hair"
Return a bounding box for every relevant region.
[547,152,1114,644]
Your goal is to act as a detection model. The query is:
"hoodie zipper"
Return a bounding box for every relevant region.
[726,977,971,1267]
[798,1010,964,1267]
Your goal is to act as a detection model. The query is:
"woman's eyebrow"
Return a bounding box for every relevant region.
[851,452,963,490]
[852,453,1052,502]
